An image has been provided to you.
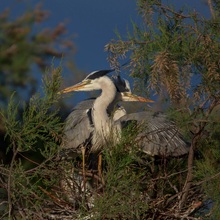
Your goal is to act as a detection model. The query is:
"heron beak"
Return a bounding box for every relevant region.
[121,92,154,103]
[58,80,91,94]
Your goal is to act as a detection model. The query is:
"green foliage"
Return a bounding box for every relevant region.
[105,0,220,218]
[2,66,62,154]
[106,0,220,107]
[90,131,149,219]
[0,4,75,109]
[194,108,220,219]
[0,3,77,219]
[0,66,64,218]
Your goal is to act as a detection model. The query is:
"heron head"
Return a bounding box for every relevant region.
[58,69,114,94]
[111,74,131,93]
[58,69,154,104]
[112,75,153,103]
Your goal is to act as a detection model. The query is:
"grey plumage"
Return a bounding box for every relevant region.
[62,98,124,157]
[63,99,95,157]
[60,70,189,158]
[116,111,190,157]
[61,74,132,158]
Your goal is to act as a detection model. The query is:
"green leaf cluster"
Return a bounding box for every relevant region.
[105,0,220,218]
[2,66,63,155]
[91,132,149,219]
[0,66,64,218]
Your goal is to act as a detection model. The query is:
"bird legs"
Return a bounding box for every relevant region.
[97,153,106,187]
[81,147,104,190]
[98,153,102,178]
[82,146,86,190]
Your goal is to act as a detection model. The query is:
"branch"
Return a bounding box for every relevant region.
[157,2,191,19]
[7,141,18,218]
[179,98,219,208]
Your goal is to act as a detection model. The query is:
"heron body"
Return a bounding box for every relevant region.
[60,70,189,157]
[79,75,190,156]
[61,72,143,157]
[63,99,127,157]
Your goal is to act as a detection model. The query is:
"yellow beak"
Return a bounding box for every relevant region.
[58,80,90,94]
[121,92,154,103]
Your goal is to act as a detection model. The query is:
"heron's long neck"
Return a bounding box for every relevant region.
[92,78,116,133]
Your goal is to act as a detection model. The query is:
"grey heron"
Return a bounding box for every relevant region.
[59,70,151,186]
[61,71,147,158]
[60,70,189,157]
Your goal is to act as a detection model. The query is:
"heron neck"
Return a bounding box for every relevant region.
[92,77,116,133]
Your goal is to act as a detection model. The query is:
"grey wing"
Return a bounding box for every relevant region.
[118,111,190,157]
[62,99,95,157]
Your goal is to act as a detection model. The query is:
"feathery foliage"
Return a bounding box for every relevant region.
[105,0,220,218]
[0,66,64,218]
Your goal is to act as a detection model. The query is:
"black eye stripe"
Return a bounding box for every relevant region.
[85,69,114,80]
